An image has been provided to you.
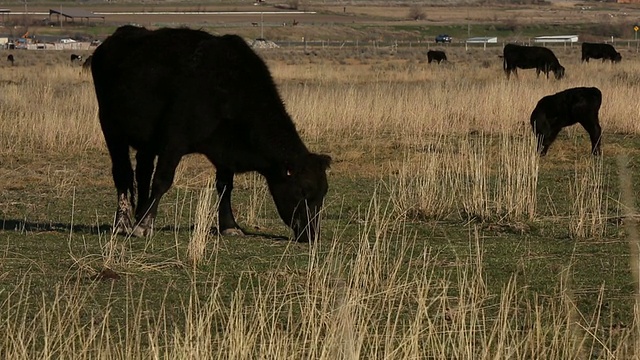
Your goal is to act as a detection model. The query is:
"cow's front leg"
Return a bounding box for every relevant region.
[539,127,561,156]
[581,120,602,155]
[114,192,134,235]
[106,138,136,236]
[133,150,183,237]
[216,168,244,236]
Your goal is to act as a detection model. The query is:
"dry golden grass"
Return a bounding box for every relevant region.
[2,217,637,359]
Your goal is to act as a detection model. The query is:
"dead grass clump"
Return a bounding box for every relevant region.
[569,156,608,239]
[389,132,538,223]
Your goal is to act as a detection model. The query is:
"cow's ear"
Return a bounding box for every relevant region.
[311,153,332,170]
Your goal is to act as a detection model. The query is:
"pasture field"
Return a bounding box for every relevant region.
[2,38,640,357]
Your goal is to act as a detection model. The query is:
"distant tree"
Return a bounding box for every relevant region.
[408,5,426,21]
[288,0,300,10]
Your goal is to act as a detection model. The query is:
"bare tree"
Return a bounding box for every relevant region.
[408,5,426,21]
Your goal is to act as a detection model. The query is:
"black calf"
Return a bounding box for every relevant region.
[530,87,602,156]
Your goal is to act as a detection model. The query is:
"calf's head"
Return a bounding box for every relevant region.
[267,153,332,242]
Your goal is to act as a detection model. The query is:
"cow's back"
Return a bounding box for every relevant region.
[566,87,602,112]
[91,27,288,152]
[504,44,539,69]
[533,87,601,126]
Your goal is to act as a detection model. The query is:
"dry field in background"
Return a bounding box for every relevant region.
[5,1,640,41]
[0,34,640,357]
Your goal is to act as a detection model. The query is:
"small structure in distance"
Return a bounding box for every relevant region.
[49,8,105,26]
[465,36,497,50]
[534,35,579,46]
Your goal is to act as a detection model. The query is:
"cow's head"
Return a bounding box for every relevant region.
[553,65,565,80]
[614,52,622,63]
[267,153,332,242]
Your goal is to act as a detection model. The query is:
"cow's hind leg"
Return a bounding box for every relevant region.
[215,166,244,236]
[504,67,514,79]
[134,150,155,221]
[134,150,183,237]
[104,139,135,235]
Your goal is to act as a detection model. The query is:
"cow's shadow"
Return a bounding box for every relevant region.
[0,219,107,235]
[0,218,290,241]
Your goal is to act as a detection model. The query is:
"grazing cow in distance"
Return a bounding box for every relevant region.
[427,50,447,64]
[70,54,82,64]
[581,42,621,63]
[530,87,602,156]
[91,25,332,243]
[6,54,14,65]
[503,43,565,80]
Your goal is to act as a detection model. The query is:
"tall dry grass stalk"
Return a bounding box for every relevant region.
[240,172,269,228]
[389,132,538,222]
[569,156,608,239]
[187,177,218,266]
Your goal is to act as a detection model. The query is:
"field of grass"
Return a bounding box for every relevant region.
[1,35,640,357]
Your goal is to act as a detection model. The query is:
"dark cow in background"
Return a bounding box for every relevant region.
[70,54,82,64]
[503,43,565,80]
[91,25,331,242]
[82,55,92,73]
[581,42,621,63]
[6,54,14,65]
[530,87,602,156]
[427,50,447,64]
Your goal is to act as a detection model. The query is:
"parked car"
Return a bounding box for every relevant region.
[435,34,452,43]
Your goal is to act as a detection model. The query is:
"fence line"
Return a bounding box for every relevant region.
[270,38,640,52]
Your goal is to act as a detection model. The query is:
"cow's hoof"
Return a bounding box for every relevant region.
[221,228,245,236]
[130,217,154,237]
[113,223,132,236]
[131,225,152,238]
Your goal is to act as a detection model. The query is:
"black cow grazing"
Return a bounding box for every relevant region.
[91,26,332,242]
[530,87,602,156]
[6,54,14,65]
[82,55,92,73]
[581,42,621,63]
[70,54,82,64]
[503,43,565,80]
[427,50,447,64]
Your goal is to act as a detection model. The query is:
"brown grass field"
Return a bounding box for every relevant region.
[2,2,640,358]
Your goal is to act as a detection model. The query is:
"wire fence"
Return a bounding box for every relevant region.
[268,38,640,52]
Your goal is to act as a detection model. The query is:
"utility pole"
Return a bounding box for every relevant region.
[467,8,470,38]
[23,0,27,27]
